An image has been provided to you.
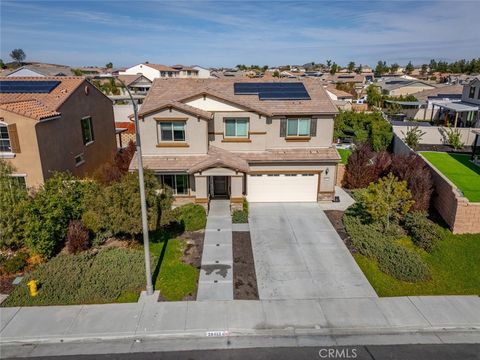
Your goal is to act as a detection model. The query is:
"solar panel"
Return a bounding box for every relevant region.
[234,82,310,100]
[0,80,61,93]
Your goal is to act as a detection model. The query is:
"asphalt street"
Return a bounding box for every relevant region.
[3,344,479,360]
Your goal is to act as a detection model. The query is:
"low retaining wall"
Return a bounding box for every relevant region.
[420,155,480,234]
[393,134,480,233]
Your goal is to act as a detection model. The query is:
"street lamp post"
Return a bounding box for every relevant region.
[115,77,154,295]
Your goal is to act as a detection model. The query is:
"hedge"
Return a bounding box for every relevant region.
[174,204,207,231]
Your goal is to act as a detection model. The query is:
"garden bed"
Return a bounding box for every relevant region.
[416,144,472,154]
[232,231,258,300]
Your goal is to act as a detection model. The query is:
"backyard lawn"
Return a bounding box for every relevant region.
[337,148,352,165]
[421,152,480,202]
[355,230,480,297]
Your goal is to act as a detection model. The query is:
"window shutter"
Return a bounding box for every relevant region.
[310,118,317,137]
[7,123,21,153]
[280,118,287,137]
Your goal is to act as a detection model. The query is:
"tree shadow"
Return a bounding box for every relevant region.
[447,153,480,176]
[150,221,185,289]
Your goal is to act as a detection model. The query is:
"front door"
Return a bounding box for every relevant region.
[213,176,228,197]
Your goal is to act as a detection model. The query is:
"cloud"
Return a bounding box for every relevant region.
[1,0,479,66]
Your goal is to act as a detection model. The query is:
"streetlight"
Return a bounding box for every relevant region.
[114,77,154,295]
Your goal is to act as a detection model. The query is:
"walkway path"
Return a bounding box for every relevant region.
[196,200,233,301]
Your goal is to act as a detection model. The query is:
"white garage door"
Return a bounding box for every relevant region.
[247,173,319,202]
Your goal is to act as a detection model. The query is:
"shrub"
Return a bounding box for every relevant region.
[404,212,441,252]
[343,213,430,282]
[343,143,391,189]
[66,220,90,254]
[377,242,431,282]
[445,127,464,150]
[83,171,168,238]
[356,173,414,229]
[232,210,248,223]
[93,140,136,185]
[0,252,29,275]
[390,154,433,211]
[0,160,29,250]
[174,204,207,231]
[2,247,146,306]
[22,173,91,259]
[401,126,426,150]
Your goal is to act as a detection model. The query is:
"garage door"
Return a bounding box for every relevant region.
[247,173,319,202]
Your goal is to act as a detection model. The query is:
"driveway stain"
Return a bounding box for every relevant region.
[202,264,231,278]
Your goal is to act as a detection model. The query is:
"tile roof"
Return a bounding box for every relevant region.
[140,78,338,117]
[117,74,144,87]
[130,146,340,172]
[0,76,85,120]
[325,85,354,98]
[115,121,135,134]
[412,85,463,101]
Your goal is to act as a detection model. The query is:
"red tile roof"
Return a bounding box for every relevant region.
[0,76,85,120]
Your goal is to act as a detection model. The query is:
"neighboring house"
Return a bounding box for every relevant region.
[113,103,139,147]
[5,63,74,77]
[192,66,214,78]
[376,78,436,96]
[117,74,152,95]
[325,85,354,102]
[430,77,480,128]
[119,63,201,81]
[387,85,463,121]
[0,77,117,188]
[130,78,340,208]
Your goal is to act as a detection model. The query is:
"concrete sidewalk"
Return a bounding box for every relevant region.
[1,295,479,345]
[196,200,233,301]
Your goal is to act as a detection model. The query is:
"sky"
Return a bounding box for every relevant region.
[1,0,479,68]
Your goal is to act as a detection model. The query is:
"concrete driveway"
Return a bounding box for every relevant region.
[249,203,377,300]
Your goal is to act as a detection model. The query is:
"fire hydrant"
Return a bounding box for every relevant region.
[27,280,38,297]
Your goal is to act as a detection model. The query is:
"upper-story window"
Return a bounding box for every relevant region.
[81,116,94,145]
[287,118,311,137]
[224,118,248,137]
[0,123,11,152]
[469,86,476,99]
[159,121,186,142]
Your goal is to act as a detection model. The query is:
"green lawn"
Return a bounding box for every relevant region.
[338,148,352,165]
[421,152,480,202]
[150,235,199,301]
[354,230,480,297]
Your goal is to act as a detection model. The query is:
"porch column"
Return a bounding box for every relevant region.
[230,174,244,203]
[194,175,208,204]
[454,112,459,128]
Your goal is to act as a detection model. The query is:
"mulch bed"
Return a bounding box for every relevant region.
[416,144,472,154]
[324,210,355,252]
[232,231,259,300]
[179,230,204,301]
[0,275,16,295]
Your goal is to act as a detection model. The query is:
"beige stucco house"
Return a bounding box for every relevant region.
[0,76,117,188]
[130,78,341,207]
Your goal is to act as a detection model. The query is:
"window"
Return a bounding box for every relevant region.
[224,118,248,137]
[285,174,298,176]
[469,86,476,99]
[0,124,11,152]
[158,174,189,195]
[287,118,311,137]
[81,117,94,145]
[158,122,185,142]
[10,175,26,188]
[75,153,85,166]
[267,174,280,177]
[302,173,314,176]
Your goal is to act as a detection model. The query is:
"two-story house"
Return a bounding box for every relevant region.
[130,78,341,207]
[430,76,480,128]
[0,77,117,188]
[119,64,204,82]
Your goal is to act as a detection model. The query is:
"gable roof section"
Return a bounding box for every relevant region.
[0,76,85,120]
[139,100,213,120]
[140,78,338,117]
[188,146,249,173]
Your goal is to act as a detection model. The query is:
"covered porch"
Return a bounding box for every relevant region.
[430,101,480,128]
